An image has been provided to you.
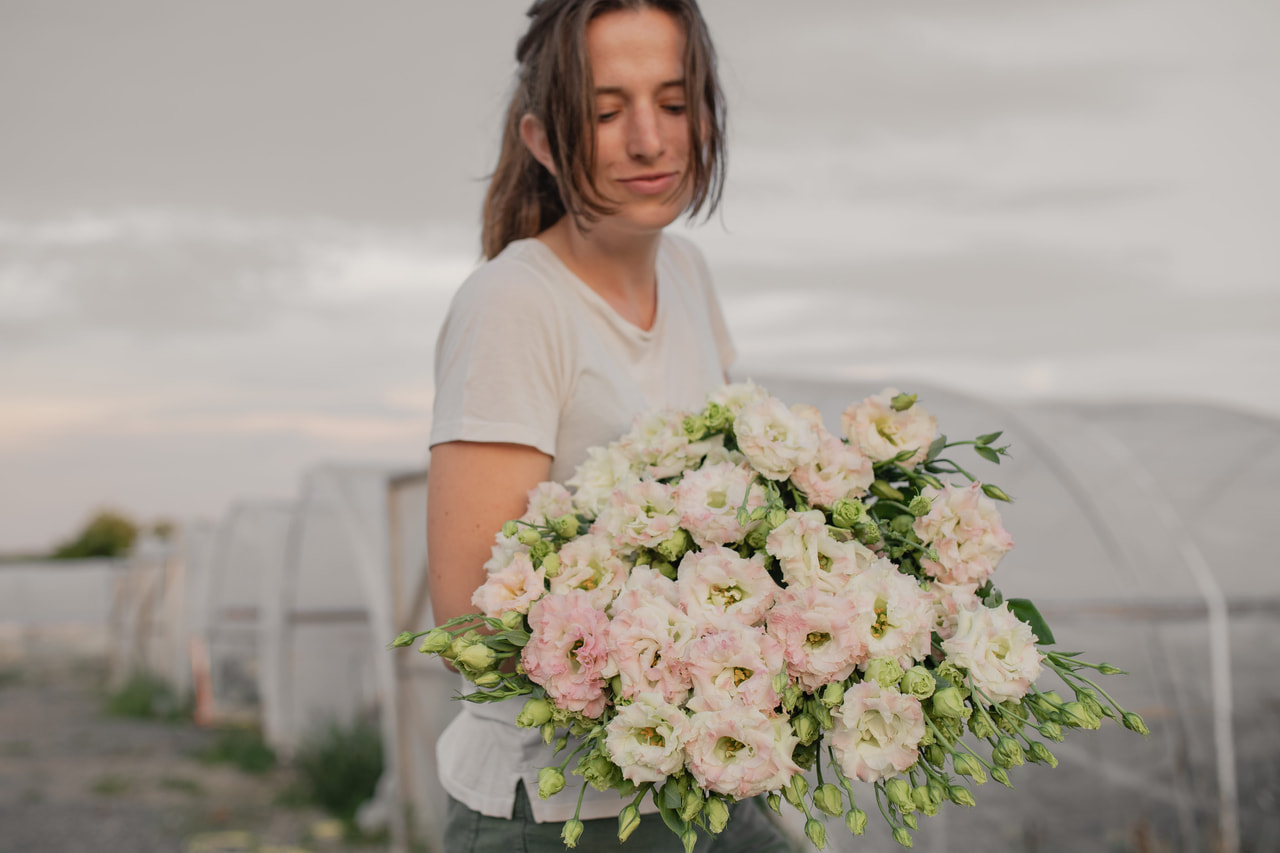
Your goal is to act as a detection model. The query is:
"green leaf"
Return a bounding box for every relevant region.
[661,778,683,809]
[974,445,1001,465]
[925,435,947,463]
[976,431,1003,446]
[657,800,688,836]
[1008,598,1055,645]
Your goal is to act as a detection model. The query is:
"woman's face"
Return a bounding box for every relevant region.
[584,6,693,237]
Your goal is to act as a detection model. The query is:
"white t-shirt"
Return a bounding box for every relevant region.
[428,233,735,822]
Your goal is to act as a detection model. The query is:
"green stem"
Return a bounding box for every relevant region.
[929,459,978,482]
[572,779,589,821]
[873,782,897,826]
[1046,662,1127,715]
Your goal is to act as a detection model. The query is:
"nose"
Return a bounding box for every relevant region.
[626,102,664,162]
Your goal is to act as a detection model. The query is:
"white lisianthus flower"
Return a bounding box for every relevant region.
[707,380,771,416]
[676,545,778,630]
[608,584,697,705]
[919,579,981,641]
[684,626,785,713]
[913,482,1014,587]
[567,442,640,517]
[765,585,870,691]
[830,681,926,783]
[733,397,820,481]
[520,481,575,525]
[549,532,629,610]
[619,408,711,480]
[789,406,874,507]
[471,551,546,618]
[673,462,764,548]
[766,509,874,593]
[613,563,680,609]
[604,692,691,785]
[684,707,801,798]
[590,479,682,553]
[942,602,1043,705]
[848,561,935,669]
[841,387,938,470]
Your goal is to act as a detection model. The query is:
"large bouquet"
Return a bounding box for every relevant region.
[393,383,1147,850]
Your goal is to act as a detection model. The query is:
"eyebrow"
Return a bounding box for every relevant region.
[594,79,685,96]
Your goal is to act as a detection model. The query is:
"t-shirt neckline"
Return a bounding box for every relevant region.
[525,238,666,341]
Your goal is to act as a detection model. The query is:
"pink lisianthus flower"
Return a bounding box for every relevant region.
[521,590,617,718]
[673,462,764,548]
[765,585,870,691]
[706,381,771,417]
[607,585,697,705]
[941,602,1043,705]
[733,397,820,481]
[604,692,690,785]
[677,545,778,630]
[841,387,938,470]
[766,510,873,593]
[848,561,935,669]
[520,481,575,526]
[684,707,801,798]
[619,408,711,480]
[830,681,925,783]
[566,441,641,518]
[471,551,546,619]
[920,579,981,641]
[590,479,681,553]
[913,482,1014,587]
[684,626,784,713]
[612,563,680,610]
[788,405,874,507]
[548,532,629,610]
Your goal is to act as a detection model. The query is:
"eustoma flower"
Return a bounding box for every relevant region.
[591,480,682,553]
[841,387,938,470]
[677,545,778,630]
[674,462,764,548]
[472,551,546,618]
[604,692,690,785]
[913,482,1014,587]
[830,681,926,783]
[733,396,819,481]
[522,590,617,718]
[684,707,801,798]
[548,532,629,609]
[766,585,869,691]
[942,602,1043,705]
[789,404,874,507]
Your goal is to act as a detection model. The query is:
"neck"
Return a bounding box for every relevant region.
[538,217,661,331]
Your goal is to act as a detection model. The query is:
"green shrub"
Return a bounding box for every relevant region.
[196,726,276,774]
[52,509,138,559]
[105,672,185,720]
[292,716,384,825]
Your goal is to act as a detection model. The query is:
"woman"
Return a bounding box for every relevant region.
[427,1,792,849]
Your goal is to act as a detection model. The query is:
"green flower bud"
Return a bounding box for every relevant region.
[554,735,569,753]
[783,773,809,807]
[846,807,868,835]
[856,521,883,545]
[831,498,866,530]
[617,804,641,842]
[683,413,709,440]
[870,480,906,502]
[1039,721,1063,742]
[948,785,976,807]
[910,786,932,812]
[791,739,818,770]
[773,672,791,696]
[1122,711,1150,737]
[745,524,770,551]
[992,767,1012,788]
[680,786,704,822]
[932,662,968,692]
[890,392,918,412]
[907,494,933,517]
[793,714,819,746]
[473,671,502,688]
[924,744,947,767]
[528,539,553,565]
[767,792,782,814]
[561,817,584,848]
[1097,662,1126,675]
[540,552,561,578]
[501,520,519,538]
[885,777,913,811]
[541,721,555,744]
[864,657,904,689]
[805,818,828,850]
[1076,688,1106,721]
[890,514,914,535]
[579,753,621,792]
[705,797,730,834]
[931,687,971,720]
[653,558,678,580]
[953,753,987,784]
[389,631,416,648]
[1027,742,1058,768]
[783,684,804,713]
[654,528,692,562]
[968,711,996,740]
[893,826,914,848]
[766,506,789,530]
[993,737,1025,769]
[980,483,1012,502]
[814,782,843,817]
[1060,701,1101,730]
[927,779,946,806]
[550,514,581,540]
[900,666,936,700]
[821,680,845,708]
[681,828,697,853]
[902,813,918,830]
[537,766,565,799]
[995,700,1028,734]
[417,628,451,655]
[517,527,543,547]
[456,643,497,673]
[705,402,732,433]
[934,714,964,744]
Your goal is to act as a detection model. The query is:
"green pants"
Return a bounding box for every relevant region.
[444,782,794,853]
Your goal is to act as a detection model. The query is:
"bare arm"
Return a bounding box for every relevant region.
[427,440,553,628]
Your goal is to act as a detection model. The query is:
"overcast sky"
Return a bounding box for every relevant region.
[2,0,1278,552]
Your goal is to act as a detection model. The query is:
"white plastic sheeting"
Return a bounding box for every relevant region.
[105,532,186,691]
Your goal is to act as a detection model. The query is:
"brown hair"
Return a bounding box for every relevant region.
[481,0,727,259]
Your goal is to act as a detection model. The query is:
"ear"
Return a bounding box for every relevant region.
[519,113,557,176]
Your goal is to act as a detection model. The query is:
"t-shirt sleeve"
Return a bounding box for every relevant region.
[428,257,566,456]
[668,234,736,374]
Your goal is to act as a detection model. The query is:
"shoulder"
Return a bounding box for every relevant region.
[449,239,563,314]
[660,232,710,278]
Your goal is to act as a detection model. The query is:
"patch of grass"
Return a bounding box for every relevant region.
[105,671,187,720]
[196,726,276,775]
[158,775,206,796]
[291,716,384,827]
[91,774,132,796]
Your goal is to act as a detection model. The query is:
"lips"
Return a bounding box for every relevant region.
[618,172,679,196]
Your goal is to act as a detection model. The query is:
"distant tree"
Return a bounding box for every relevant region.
[51,509,138,559]
[151,519,176,541]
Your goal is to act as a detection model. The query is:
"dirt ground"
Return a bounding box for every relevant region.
[0,657,381,853]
